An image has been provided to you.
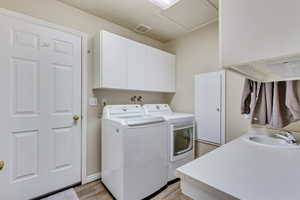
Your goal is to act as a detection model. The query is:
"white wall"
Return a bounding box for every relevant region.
[221,0,300,67]
[0,0,170,177]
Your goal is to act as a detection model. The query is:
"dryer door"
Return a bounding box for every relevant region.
[171,124,194,162]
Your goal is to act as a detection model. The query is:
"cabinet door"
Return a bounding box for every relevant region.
[161,52,176,92]
[195,72,223,144]
[145,47,161,91]
[145,47,175,92]
[157,50,176,92]
[127,40,147,90]
[101,31,127,89]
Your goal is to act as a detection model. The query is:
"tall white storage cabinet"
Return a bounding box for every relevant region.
[195,70,250,145]
[195,71,225,145]
[195,71,250,148]
[94,31,176,92]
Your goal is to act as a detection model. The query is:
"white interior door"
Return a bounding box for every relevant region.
[0,13,82,200]
[195,72,222,144]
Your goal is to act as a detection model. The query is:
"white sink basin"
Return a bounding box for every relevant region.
[244,135,300,149]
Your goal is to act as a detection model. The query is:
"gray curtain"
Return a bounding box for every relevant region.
[241,79,300,128]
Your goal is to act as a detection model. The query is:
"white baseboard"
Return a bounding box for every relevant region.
[85,172,101,184]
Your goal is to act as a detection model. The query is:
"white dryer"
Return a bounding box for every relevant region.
[102,105,168,200]
[143,104,195,181]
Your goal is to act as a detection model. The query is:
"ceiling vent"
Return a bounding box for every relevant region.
[134,24,152,34]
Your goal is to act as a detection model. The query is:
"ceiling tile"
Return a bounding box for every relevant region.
[58,0,218,42]
[159,0,218,31]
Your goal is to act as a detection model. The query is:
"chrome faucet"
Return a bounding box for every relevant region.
[130,96,137,104]
[274,131,297,144]
[137,96,144,106]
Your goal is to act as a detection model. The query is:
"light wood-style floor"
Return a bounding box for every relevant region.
[74,180,192,200]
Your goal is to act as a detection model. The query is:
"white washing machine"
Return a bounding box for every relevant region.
[102,105,168,200]
[143,104,195,181]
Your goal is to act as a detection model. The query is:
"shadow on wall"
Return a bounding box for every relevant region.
[284,121,300,132]
[92,88,175,116]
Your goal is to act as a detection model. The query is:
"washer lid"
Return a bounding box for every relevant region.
[103,105,145,119]
[162,112,194,121]
[126,116,165,126]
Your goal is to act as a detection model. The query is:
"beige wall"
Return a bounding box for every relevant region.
[165,22,220,156]
[0,0,169,176]
[164,22,219,113]
[226,72,250,142]
[164,22,250,156]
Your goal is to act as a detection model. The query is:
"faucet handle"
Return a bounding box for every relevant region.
[137,96,144,106]
[274,133,289,141]
[137,96,143,101]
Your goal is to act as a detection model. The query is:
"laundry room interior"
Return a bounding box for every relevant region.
[1,0,300,200]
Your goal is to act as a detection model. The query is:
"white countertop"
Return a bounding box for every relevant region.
[177,133,300,200]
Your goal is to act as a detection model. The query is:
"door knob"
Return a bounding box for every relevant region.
[73,115,80,121]
[0,160,4,171]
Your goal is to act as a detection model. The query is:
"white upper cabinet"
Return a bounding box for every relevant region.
[127,40,147,91]
[146,47,175,92]
[94,31,176,92]
[221,0,300,67]
[101,31,127,89]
